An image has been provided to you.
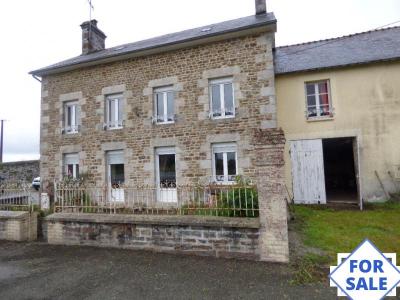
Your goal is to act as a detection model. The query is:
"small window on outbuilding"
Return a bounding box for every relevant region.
[305,80,333,119]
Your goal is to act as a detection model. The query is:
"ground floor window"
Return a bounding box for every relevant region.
[155,147,177,202]
[106,150,125,202]
[212,143,237,183]
[63,153,79,179]
[106,150,125,187]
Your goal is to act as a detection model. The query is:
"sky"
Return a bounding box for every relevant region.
[0,0,399,162]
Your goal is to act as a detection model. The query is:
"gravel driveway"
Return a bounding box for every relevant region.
[0,241,336,300]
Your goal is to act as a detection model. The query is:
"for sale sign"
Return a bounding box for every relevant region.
[330,239,400,300]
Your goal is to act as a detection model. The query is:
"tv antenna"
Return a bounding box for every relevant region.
[87,0,94,39]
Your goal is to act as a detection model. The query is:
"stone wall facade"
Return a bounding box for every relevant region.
[40,32,277,189]
[0,160,39,182]
[46,214,260,260]
[0,211,38,241]
[39,26,289,262]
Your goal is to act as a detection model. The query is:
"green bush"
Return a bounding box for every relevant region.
[181,176,258,218]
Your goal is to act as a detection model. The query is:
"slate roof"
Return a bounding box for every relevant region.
[30,13,276,76]
[274,26,400,74]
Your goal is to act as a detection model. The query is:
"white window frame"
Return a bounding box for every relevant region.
[212,143,238,184]
[64,101,79,134]
[105,94,124,130]
[63,153,79,179]
[106,150,125,202]
[305,80,333,119]
[209,77,235,119]
[153,86,175,124]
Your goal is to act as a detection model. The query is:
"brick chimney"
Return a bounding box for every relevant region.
[255,0,267,15]
[80,20,106,55]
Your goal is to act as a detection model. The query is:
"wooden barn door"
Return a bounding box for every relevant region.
[290,139,327,204]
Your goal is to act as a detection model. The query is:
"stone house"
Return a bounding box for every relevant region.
[29,0,400,260]
[31,4,278,191]
[30,1,289,262]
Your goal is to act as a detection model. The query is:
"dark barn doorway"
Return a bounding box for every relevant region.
[322,137,358,203]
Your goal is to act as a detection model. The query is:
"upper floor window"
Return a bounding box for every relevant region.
[154,86,175,124]
[105,94,123,129]
[64,153,79,179]
[212,143,237,183]
[210,78,235,119]
[64,101,80,134]
[305,80,333,119]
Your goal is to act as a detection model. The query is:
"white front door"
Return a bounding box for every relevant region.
[107,150,125,202]
[156,147,177,203]
[290,139,326,204]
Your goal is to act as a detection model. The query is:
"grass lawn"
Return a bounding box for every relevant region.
[290,201,400,284]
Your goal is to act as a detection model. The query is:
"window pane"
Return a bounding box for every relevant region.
[167,92,174,121]
[306,84,315,95]
[110,164,125,186]
[224,83,234,116]
[211,85,221,117]
[156,93,164,122]
[67,165,73,177]
[108,100,115,123]
[75,105,80,127]
[227,152,236,176]
[318,82,328,94]
[307,95,317,117]
[215,153,224,175]
[159,154,176,187]
[319,94,330,116]
[319,94,329,106]
[67,106,72,126]
[307,95,316,107]
[75,164,79,178]
[118,99,123,124]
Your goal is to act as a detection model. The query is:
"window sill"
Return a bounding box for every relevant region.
[154,121,175,126]
[62,132,81,137]
[306,116,334,122]
[105,126,124,131]
[210,116,235,121]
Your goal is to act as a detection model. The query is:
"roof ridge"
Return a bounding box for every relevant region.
[276,25,400,49]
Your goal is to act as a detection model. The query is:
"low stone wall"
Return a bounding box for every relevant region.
[46,214,261,260]
[0,211,38,241]
[0,160,40,181]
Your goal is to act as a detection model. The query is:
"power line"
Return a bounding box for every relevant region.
[0,120,5,163]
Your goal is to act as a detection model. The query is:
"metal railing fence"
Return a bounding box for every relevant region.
[54,181,259,218]
[0,182,34,212]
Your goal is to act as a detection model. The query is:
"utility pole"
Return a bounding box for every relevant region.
[0,119,4,163]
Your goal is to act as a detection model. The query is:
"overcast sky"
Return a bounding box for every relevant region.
[0,0,399,162]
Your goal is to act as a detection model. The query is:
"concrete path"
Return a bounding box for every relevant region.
[0,241,337,300]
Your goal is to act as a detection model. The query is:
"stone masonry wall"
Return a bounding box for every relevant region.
[251,129,289,262]
[46,214,260,260]
[0,211,38,241]
[0,160,40,182]
[40,32,277,190]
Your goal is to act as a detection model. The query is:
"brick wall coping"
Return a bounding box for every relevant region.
[0,211,30,220]
[45,213,260,229]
